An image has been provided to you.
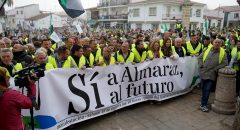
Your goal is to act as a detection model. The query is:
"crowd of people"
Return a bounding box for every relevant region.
[0,26,239,129]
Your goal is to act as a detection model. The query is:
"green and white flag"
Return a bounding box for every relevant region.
[203,19,209,36]
[59,0,85,18]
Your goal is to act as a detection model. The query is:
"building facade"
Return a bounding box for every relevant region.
[215,6,240,27]
[25,13,67,29]
[6,4,40,29]
[203,9,224,28]
[97,0,131,29]
[128,0,205,31]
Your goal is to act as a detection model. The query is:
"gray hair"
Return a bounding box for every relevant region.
[0,48,13,58]
[35,49,47,58]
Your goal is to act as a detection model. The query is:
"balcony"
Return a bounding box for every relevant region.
[98,0,129,7]
[99,14,128,21]
[162,14,182,20]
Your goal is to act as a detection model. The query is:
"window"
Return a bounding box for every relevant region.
[234,13,239,18]
[133,8,140,17]
[16,11,18,14]
[149,7,157,16]
[196,9,201,17]
[179,6,182,12]
[21,11,23,14]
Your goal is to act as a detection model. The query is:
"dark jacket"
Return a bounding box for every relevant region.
[13,51,33,67]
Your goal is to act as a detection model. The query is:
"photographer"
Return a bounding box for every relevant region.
[0,68,33,130]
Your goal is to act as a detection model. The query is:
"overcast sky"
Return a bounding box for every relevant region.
[5,0,239,11]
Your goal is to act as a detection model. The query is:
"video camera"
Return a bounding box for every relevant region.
[13,63,45,88]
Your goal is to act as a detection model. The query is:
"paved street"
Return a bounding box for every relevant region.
[65,88,235,130]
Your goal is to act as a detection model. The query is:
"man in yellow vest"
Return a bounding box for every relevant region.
[173,38,186,57]
[98,47,115,67]
[132,40,147,63]
[90,39,101,63]
[33,50,54,71]
[41,38,54,56]
[0,48,23,77]
[229,41,240,96]
[79,45,95,69]
[48,46,77,68]
[176,20,182,33]
[198,39,228,112]
[202,36,212,50]
[184,34,203,56]
[115,41,134,64]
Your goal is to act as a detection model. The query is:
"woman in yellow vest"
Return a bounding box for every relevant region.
[161,38,176,58]
[229,41,240,96]
[0,48,23,77]
[98,47,115,67]
[147,40,164,60]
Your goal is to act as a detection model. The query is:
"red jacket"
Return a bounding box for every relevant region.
[0,90,32,130]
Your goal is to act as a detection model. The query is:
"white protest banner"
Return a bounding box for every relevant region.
[76,25,83,34]
[50,32,61,43]
[22,57,200,130]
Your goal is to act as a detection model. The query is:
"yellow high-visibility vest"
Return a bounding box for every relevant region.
[98,56,115,67]
[79,53,95,68]
[186,41,203,54]
[203,46,225,64]
[116,51,134,63]
[131,47,146,63]
[231,47,240,71]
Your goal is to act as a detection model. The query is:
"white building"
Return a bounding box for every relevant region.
[128,0,205,30]
[215,6,240,27]
[25,13,67,29]
[98,0,132,29]
[203,9,224,28]
[6,4,40,29]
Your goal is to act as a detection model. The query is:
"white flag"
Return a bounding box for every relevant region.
[50,32,61,43]
[76,25,83,34]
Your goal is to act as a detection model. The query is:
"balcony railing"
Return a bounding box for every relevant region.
[162,14,182,20]
[99,14,128,20]
[98,0,129,7]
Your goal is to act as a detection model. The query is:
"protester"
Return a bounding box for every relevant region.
[41,38,54,56]
[48,46,77,68]
[132,39,147,63]
[229,40,240,96]
[148,40,163,59]
[12,44,33,67]
[0,40,6,49]
[0,48,23,77]
[70,44,83,67]
[198,39,228,112]
[98,47,115,67]
[79,44,95,68]
[185,34,203,56]
[32,49,54,70]
[173,38,186,57]
[115,41,134,64]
